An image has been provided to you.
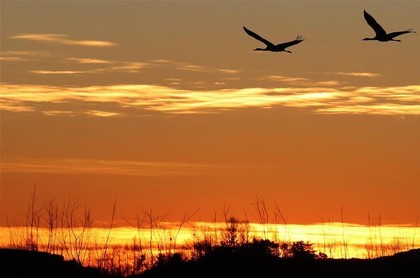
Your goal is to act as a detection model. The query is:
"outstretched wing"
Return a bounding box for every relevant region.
[363,10,387,36]
[276,35,304,49]
[387,29,416,39]
[243,26,274,47]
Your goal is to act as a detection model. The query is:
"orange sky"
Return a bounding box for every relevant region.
[1,0,419,226]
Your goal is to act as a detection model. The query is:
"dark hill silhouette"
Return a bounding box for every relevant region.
[136,247,420,278]
[0,248,116,278]
[1,247,419,278]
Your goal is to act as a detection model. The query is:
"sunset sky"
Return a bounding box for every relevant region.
[1,0,419,227]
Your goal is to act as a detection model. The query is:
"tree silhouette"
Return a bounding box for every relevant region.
[280,241,319,260]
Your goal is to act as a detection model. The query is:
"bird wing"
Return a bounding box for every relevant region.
[276,35,304,49]
[363,10,387,36]
[243,26,274,47]
[387,30,415,39]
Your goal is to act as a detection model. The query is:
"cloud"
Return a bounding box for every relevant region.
[105,62,147,73]
[319,104,420,115]
[0,98,34,112]
[31,70,87,74]
[42,110,76,116]
[331,72,381,78]
[10,33,116,47]
[1,51,51,57]
[1,83,419,116]
[149,59,238,74]
[0,57,28,62]
[84,110,122,117]
[218,69,239,74]
[66,58,113,64]
[261,75,309,82]
[259,75,343,87]
[1,157,218,176]
[30,60,148,74]
[0,51,51,62]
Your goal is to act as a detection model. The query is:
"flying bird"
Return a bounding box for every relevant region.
[362,10,415,42]
[243,26,304,53]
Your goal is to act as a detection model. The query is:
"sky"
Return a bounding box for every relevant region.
[1,0,419,227]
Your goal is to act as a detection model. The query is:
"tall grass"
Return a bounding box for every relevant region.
[1,189,419,276]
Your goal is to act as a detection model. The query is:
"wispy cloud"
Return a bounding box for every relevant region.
[0,50,51,62]
[31,70,87,74]
[10,33,116,47]
[31,60,147,74]
[259,75,343,87]
[66,58,113,64]
[105,62,147,73]
[0,57,29,62]
[260,75,308,82]
[84,110,122,117]
[319,104,420,115]
[331,72,381,78]
[1,83,419,116]
[0,98,34,113]
[1,157,217,176]
[150,59,238,74]
[42,110,76,117]
[218,69,239,74]
[1,50,51,57]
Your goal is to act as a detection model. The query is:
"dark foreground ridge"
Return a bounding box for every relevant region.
[0,248,116,278]
[1,247,419,278]
[137,247,420,278]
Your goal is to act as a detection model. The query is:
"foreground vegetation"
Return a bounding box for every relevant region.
[2,190,418,277]
[2,217,419,277]
[1,243,420,278]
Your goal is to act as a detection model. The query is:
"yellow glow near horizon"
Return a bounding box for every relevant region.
[1,222,418,261]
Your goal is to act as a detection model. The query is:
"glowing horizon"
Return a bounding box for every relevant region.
[1,221,419,262]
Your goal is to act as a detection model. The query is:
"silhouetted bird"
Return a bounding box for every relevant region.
[243,26,304,53]
[362,10,415,42]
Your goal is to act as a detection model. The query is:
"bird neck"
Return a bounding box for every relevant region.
[253,48,266,51]
[362,37,375,41]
